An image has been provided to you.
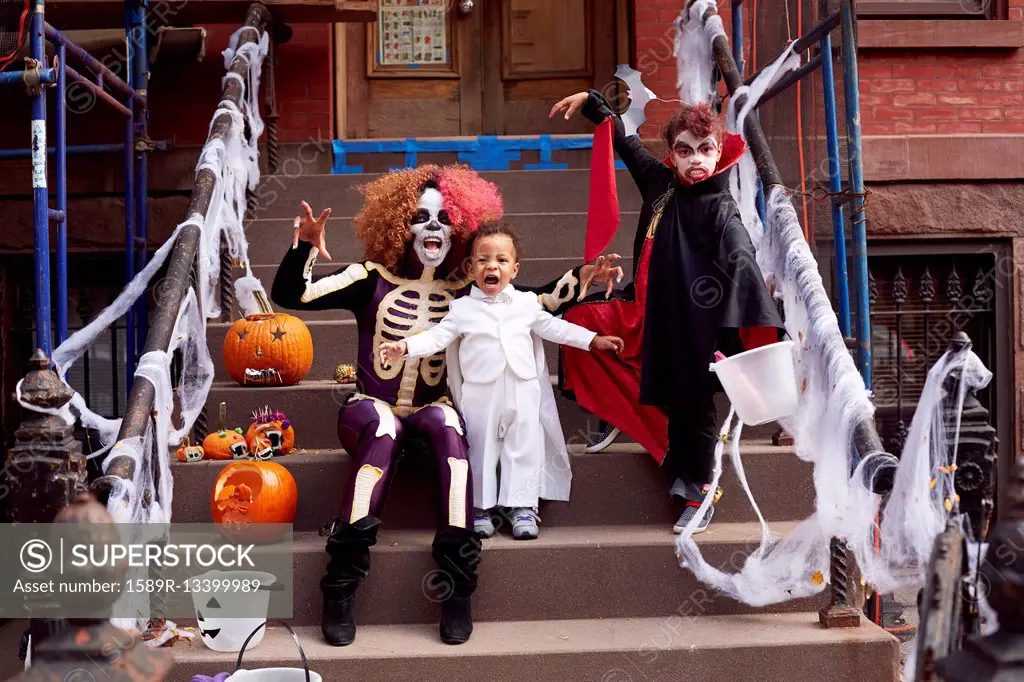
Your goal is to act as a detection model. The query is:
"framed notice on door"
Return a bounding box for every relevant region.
[370,0,458,78]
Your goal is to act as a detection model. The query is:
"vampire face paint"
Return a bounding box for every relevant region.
[671,129,723,185]
[410,187,453,268]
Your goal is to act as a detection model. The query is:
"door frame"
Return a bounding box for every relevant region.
[335,0,634,139]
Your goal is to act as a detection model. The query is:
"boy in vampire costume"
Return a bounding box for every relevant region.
[271,165,620,646]
[549,90,785,534]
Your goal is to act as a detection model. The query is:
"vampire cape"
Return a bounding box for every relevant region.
[560,90,785,462]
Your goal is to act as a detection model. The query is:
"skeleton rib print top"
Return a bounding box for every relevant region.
[270,186,586,414]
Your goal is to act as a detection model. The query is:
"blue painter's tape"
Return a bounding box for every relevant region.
[524,162,569,170]
[614,160,627,169]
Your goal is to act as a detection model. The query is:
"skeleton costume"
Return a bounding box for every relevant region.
[270,166,588,646]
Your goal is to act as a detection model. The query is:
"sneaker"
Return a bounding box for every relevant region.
[672,484,723,535]
[473,509,495,538]
[584,421,621,453]
[510,508,540,540]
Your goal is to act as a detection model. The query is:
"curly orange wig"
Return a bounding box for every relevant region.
[353,165,504,270]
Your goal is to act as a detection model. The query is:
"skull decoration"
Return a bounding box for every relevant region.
[410,184,453,269]
[176,438,205,463]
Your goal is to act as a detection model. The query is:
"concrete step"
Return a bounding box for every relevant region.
[166,613,900,682]
[250,169,643,221]
[242,212,641,266]
[171,442,814,530]
[179,523,824,627]
[244,257,635,322]
[203,380,778,451]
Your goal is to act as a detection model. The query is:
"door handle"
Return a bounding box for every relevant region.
[457,0,475,15]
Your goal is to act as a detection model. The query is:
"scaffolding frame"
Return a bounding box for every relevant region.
[1,0,150,391]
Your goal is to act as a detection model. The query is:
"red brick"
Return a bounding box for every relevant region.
[893,93,936,107]
[1004,80,1024,91]
[1006,109,1024,120]
[916,79,958,92]
[858,63,893,79]
[872,107,915,122]
[982,121,1024,133]
[894,122,937,134]
[859,94,892,107]
[981,63,1024,78]
[868,78,917,93]
[958,79,1007,92]
[913,107,959,122]
[937,93,982,106]
[862,122,895,135]
[636,8,659,23]
[892,64,951,78]
[1011,7,1024,20]
[959,107,1005,121]
[954,66,982,78]
[936,122,983,134]
[982,91,1024,106]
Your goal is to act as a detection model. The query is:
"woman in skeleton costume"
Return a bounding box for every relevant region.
[271,165,614,647]
[550,92,785,535]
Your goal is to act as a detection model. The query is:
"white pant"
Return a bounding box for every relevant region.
[461,366,543,510]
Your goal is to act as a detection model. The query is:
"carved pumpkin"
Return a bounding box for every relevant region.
[211,460,297,543]
[245,406,295,458]
[202,403,248,460]
[176,438,204,463]
[223,311,313,386]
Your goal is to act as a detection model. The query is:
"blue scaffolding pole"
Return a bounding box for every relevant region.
[840,0,872,387]
[820,29,851,338]
[1,0,147,374]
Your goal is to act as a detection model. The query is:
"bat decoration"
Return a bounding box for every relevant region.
[614,64,660,138]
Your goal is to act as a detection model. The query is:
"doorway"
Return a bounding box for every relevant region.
[337,0,631,139]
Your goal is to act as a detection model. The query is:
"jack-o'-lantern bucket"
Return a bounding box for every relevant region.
[190,570,276,653]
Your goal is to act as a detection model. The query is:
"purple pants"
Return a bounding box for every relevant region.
[336,398,473,528]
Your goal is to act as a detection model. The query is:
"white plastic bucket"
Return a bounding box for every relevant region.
[190,570,276,653]
[709,340,798,425]
[230,620,322,682]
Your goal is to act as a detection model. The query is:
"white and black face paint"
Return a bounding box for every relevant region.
[410,187,452,268]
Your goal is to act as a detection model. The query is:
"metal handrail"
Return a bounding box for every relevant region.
[91,2,272,500]
[694,0,897,489]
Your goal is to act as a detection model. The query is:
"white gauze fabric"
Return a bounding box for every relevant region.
[16,26,268,538]
[670,8,992,604]
[674,1,724,106]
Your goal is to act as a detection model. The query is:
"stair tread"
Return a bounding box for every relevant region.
[287,521,798,552]
[173,439,794,463]
[170,612,896,663]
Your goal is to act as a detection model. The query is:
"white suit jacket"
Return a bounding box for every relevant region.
[404,284,596,383]
[403,284,596,503]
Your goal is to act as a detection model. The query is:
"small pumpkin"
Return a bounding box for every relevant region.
[211,459,297,543]
[176,437,204,463]
[245,406,295,458]
[202,402,248,460]
[223,293,313,386]
[334,363,357,384]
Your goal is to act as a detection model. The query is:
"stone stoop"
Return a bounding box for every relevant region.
[168,614,900,681]
[167,170,900,681]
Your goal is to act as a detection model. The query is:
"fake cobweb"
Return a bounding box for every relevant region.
[667,1,994,607]
[15,26,270,630]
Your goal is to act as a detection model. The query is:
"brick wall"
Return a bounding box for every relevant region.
[633,1,1024,137]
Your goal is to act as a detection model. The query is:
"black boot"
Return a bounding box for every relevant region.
[320,515,381,646]
[431,525,482,645]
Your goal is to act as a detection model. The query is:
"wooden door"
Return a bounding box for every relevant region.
[340,0,628,139]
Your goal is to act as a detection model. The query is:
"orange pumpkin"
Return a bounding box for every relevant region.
[245,406,295,458]
[202,402,248,460]
[211,460,297,543]
[223,312,313,386]
[176,438,204,463]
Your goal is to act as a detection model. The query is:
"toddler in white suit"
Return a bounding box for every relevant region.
[381,224,624,539]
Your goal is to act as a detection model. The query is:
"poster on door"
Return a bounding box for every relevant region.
[379,0,448,66]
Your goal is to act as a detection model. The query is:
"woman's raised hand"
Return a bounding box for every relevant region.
[291,200,333,261]
[579,253,625,301]
[549,92,590,121]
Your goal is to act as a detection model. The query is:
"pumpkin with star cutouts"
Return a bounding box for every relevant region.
[222,292,313,386]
